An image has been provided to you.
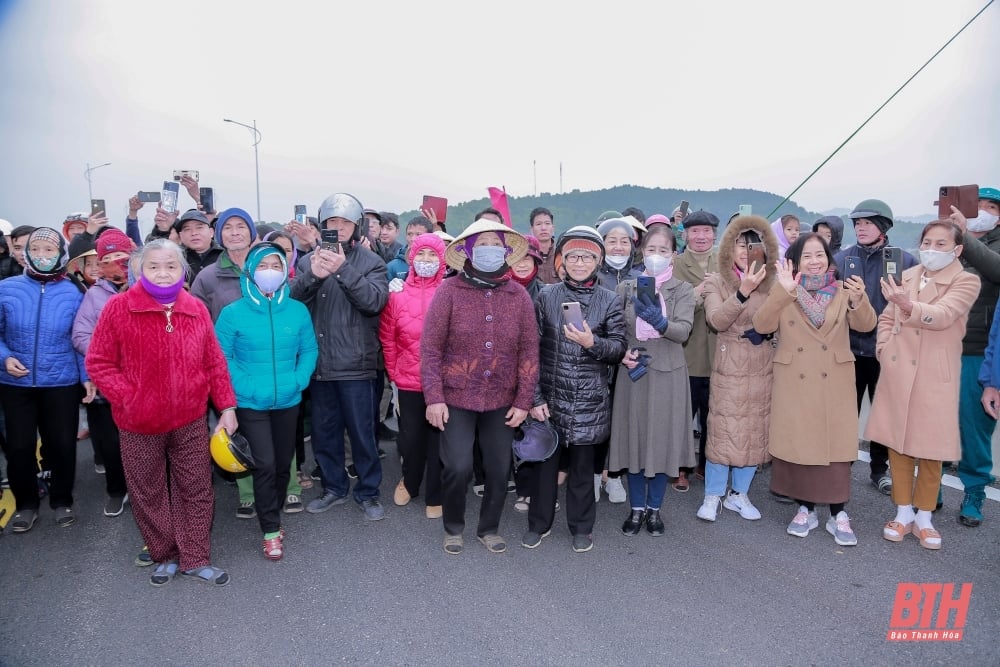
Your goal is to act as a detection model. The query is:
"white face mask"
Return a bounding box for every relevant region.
[413,259,440,278]
[644,254,672,276]
[967,211,999,233]
[919,249,957,272]
[605,254,629,270]
[253,268,285,293]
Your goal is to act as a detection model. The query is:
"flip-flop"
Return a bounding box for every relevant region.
[150,561,178,587]
[882,520,911,542]
[182,565,230,586]
[911,524,942,550]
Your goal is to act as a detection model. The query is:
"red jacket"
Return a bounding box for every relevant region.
[86,283,236,435]
[378,234,446,392]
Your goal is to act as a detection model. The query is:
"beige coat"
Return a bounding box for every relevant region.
[703,215,779,468]
[673,248,719,377]
[864,260,981,460]
[753,284,877,465]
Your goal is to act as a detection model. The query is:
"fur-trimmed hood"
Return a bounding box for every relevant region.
[718,215,779,291]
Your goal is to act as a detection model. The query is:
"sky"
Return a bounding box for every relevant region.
[0,0,997,234]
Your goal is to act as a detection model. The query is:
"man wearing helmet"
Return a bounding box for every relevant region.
[947,186,1000,527]
[291,193,390,520]
[834,199,917,496]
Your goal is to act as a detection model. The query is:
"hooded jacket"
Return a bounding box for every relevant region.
[378,234,446,391]
[702,215,778,467]
[214,244,318,411]
[812,216,845,255]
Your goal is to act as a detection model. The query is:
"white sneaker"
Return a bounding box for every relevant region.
[723,491,761,520]
[605,477,627,503]
[594,475,602,503]
[697,495,721,522]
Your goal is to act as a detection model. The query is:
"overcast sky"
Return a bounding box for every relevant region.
[0,0,997,233]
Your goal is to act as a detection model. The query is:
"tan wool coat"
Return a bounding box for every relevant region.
[703,215,779,468]
[673,248,719,377]
[753,282,877,466]
[864,260,981,460]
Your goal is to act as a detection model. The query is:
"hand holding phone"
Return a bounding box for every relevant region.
[881,246,903,282]
[137,191,161,203]
[90,199,106,217]
[746,242,766,270]
[422,196,448,224]
[636,275,656,302]
[561,302,585,331]
[294,205,307,224]
[320,228,340,251]
[936,184,978,219]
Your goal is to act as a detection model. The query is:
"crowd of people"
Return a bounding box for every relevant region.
[1,182,998,585]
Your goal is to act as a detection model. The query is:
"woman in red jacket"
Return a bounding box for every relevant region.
[87,239,238,587]
[378,233,447,518]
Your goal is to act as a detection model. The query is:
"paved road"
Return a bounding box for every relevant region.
[1,438,997,666]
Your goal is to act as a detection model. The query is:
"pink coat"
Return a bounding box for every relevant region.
[864,260,981,460]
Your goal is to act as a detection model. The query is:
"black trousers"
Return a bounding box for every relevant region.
[237,405,299,534]
[0,384,80,511]
[87,401,127,498]
[854,356,888,477]
[689,376,710,470]
[526,443,596,537]
[397,389,442,505]
[439,407,512,537]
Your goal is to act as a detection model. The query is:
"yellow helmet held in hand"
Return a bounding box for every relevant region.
[210,429,255,473]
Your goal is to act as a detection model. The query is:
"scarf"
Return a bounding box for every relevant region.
[510,265,538,288]
[636,264,674,341]
[459,259,510,289]
[795,270,838,328]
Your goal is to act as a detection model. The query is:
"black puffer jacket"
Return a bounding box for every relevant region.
[958,225,1000,355]
[533,280,627,446]
[290,243,389,381]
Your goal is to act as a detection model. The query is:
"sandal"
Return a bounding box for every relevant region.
[477,533,507,554]
[297,471,313,490]
[911,523,942,550]
[150,561,178,587]
[514,496,530,512]
[882,520,911,543]
[11,509,37,533]
[671,473,690,493]
[263,536,284,561]
[443,534,463,555]
[182,565,230,586]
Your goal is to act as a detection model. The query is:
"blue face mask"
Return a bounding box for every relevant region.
[253,268,285,294]
[471,245,506,273]
[31,255,59,272]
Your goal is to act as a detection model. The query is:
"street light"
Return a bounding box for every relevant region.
[223,118,262,222]
[84,161,111,202]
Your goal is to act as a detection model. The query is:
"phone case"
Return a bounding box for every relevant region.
[422,195,448,222]
[636,275,656,302]
[747,243,766,269]
[161,181,180,213]
[845,257,861,280]
[294,205,307,224]
[882,247,903,281]
[937,184,979,219]
[561,302,585,331]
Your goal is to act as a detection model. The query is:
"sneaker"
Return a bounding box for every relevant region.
[263,536,284,561]
[593,475,602,503]
[571,534,594,553]
[306,491,348,513]
[104,493,129,517]
[959,490,985,527]
[786,506,819,537]
[358,498,385,521]
[826,511,858,546]
[283,494,304,514]
[94,464,106,475]
[520,529,551,549]
[54,506,75,527]
[697,495,721,522]
[134,546,153,567]
[872,474,892,495]
[723,491,762,520]
[473,484,485,497]
[605,477,627,504]
[345,464,358,479]
[236,502,257,519]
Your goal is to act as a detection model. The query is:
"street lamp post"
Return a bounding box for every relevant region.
[84,161,112,202]
[223,118,262,222]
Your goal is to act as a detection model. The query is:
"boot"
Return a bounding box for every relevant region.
[621,509,645,536]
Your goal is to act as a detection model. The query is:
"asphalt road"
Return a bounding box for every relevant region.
[1,438,997,667]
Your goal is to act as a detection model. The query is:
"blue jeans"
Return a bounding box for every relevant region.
[705,461,757,497]
[310,379,382,502]
[626,471,668,510]
[958,356,995,492]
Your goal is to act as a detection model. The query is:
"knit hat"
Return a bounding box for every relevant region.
[96,228,135,260]
[214,207,257,247]
[560,237,602,258]
[25,227,69,276]
[597,218,637,242]
[645,214,671,228]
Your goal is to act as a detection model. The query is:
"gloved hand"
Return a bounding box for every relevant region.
[627,352,652,382]
[632,293,668,333]
[388,277,404,293]
[739,328,774,346]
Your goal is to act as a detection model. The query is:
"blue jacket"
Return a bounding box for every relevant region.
[385,245,409,282]
[979,297,1000,389]
[214,245,318,411]
[834,242,917,358]
[0,275,87,387]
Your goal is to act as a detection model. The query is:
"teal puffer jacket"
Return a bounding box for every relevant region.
[214,244,318,411]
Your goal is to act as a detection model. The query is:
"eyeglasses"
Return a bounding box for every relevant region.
[565,253,597,265]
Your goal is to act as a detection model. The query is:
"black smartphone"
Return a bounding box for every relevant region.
[137,191,161,203]
[679,200,690,218]
[90,199,106,216]
[199,187,214,213]
[747,242,766,270]
[882,247,903,282]
[845,256,862,281]
[636,275,656,301]
[320,229,339,251]
[294,205,307,224]
[561,302,585,331]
